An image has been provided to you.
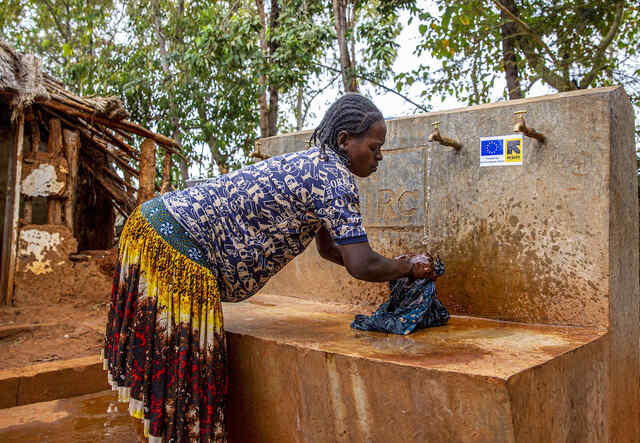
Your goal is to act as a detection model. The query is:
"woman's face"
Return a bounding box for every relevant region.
[340,119,386,178]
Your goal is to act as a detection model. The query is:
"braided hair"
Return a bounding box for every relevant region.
[310,93,384,165]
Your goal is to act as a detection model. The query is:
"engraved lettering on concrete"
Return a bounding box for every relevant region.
[397,190,418,217]
[377,189,396,221]
[360,149,424,228]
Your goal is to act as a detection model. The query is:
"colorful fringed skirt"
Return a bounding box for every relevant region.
[103,197,227,442]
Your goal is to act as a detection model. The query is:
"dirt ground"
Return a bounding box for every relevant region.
[0,261,112,371]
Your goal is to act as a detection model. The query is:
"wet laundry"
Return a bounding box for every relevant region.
[351,254,449,335]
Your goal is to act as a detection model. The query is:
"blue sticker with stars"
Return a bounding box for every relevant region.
[480,134,524,166]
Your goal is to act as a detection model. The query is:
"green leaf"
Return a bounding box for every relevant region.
[62,43,73,57]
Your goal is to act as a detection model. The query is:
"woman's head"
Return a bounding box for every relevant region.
[311,93,386,177]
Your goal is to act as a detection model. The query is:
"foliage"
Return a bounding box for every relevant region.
[406,0,639,106]
[1,0,409,178]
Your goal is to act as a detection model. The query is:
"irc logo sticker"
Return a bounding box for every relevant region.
[480,134,524,167]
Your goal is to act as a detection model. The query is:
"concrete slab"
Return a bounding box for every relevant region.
[0,390,136,443]
[0,355,109,409]
[224,293,607,442]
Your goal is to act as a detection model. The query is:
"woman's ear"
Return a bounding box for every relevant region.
[336,130,349,148]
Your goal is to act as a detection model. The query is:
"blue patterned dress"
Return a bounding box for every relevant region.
[163,146,368,302]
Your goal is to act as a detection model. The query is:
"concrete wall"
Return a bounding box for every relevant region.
[259,87,637,330]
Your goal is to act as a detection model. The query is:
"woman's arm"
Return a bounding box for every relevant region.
[315,226,344,266]
[315,226,429,281]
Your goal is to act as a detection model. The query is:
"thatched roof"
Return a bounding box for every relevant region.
[0,40,182,215]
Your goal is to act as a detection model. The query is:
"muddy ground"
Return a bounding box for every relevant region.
[0,249,114,370]
[0,291,109,370]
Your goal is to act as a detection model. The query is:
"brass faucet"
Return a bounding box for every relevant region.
[428,121,462,150]
[249,140,270,160]
[513,110,546,143]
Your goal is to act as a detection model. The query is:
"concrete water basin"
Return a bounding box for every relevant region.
[224,293,607,443]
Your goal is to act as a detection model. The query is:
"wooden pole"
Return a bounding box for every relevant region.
[0,113,25,305]
[63,129,80,232]
[137,138,156,205]
[47,118,63,158]
[83,162,136,214]
[30,118,39,159]
[47,118,64,225]
[40,100,182,152]
[160,149,172,194]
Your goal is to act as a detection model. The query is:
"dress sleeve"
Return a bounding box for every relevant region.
[312,170,368,246]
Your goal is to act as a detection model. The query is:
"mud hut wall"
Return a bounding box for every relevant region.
[257,87,638,332]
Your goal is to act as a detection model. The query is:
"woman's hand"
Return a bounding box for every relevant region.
[408,261,435,279]
[398,254,436,280]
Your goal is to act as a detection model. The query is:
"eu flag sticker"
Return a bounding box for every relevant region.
[480,134,524,166]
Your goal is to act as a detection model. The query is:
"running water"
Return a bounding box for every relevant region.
[423,142,433,245]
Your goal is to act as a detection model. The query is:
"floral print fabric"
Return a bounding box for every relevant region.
[162,146,368,302]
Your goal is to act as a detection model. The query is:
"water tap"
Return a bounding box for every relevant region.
[428,121,462,150]
[513,111,546,143]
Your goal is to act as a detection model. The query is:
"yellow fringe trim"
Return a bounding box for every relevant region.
[118,207,222,331]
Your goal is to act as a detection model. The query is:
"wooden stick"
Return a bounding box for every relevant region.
[42,107,139,161]
[63,129,80,232]
[40,99,182,152]
[47,200,63,225]
[85,140,139,178]
[78,116,140,159]
[160,149,172,194]
[138,138,156,205]
[99,161,135,195]
[47,118,63,158]
[80,150,134,194]
[83,162,136,214]
[0,113,25,305]
[30,119,40,158]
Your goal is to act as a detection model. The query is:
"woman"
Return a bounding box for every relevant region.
[103,93,432,442]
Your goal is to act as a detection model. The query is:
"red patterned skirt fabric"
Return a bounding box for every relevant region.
[103,201,227,442]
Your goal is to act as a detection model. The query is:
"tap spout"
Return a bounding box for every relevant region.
[513,111,546,143]
[428,121,462,150]
[249,140,270,161]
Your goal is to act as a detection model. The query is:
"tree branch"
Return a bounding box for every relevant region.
[492,0,560,67]
[313,62,429,113]
[40,0,70,41]
[579,1,624,88]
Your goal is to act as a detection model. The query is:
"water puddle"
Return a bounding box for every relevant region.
[0,391,136,442]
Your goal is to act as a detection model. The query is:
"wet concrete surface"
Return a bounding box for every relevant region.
[224,293,605,379]
[0,390,135,442]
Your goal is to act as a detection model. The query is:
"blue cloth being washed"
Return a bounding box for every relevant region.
[351,255,448,335]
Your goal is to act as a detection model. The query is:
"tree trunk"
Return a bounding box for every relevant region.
[499,0,523,99]
[207,135,228,175]
[160,149,172,193]
[152,0,188,183]
[256,0,280,138]
[296,85,304,131]
[267,0,280,136]
[256,0,271,138]
[333,0,358,92]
